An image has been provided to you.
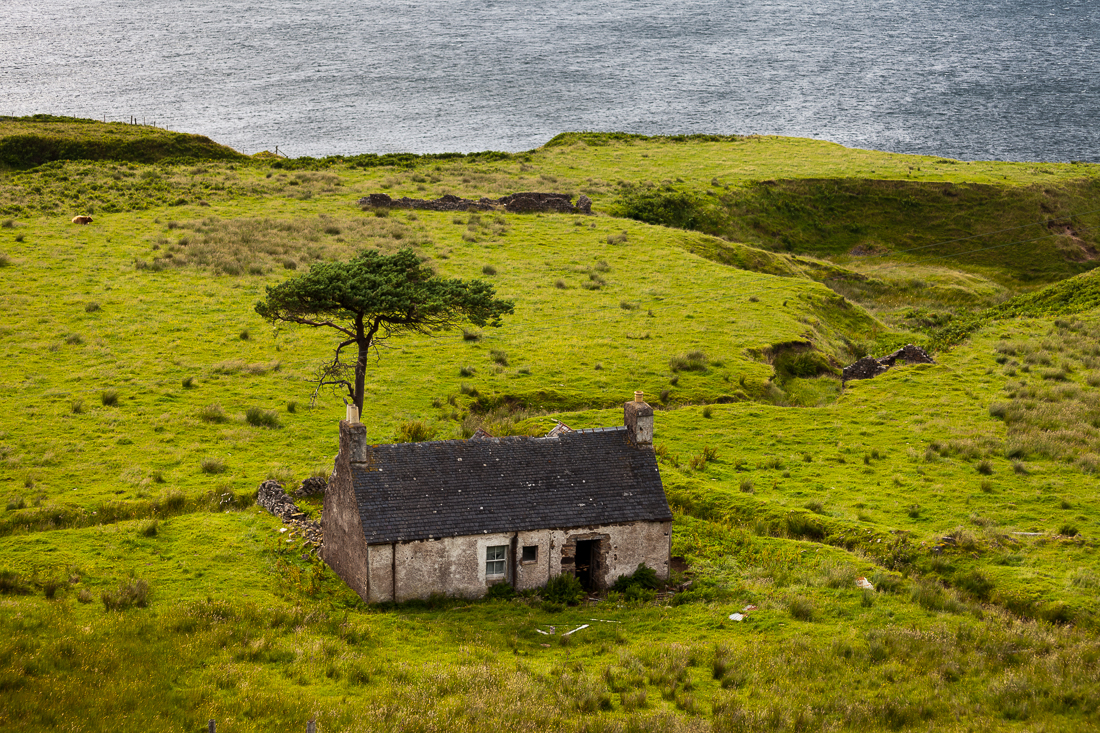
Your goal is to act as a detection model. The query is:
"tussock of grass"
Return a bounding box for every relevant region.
[244,407,279,428]
[100,578,150,611]
[788,596,815,621]
[669,350,707,373]
[0,569,32,595]
[200,457,227,475]
[198,404,226,423]
[395,420,435,443]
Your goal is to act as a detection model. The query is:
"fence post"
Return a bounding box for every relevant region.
[307,719,317,733]
[208,721,216,733]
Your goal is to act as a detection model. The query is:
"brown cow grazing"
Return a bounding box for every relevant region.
[71,215,93,225]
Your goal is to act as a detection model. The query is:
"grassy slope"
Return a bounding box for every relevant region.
[0,115,246,169]
[2,126,1100,731]
[535,134,1100,321]
[0,207,873,514]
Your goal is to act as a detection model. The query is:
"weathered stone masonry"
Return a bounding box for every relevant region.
[321,394,672,603]
[359,191,593,215]
[842,343,934,382]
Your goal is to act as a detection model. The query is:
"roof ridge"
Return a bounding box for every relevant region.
[571,425,627,434]
[368,424,626,448]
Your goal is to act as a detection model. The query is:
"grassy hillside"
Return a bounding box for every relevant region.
[0,115,246,169]
[616,177,1100,283]
[2,124,1100,731]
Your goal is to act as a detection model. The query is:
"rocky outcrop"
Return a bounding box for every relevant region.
[842,344,934,382]
[359,191,593,214]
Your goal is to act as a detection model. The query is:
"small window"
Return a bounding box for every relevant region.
[521,545,538,563]
[486,545,507,577]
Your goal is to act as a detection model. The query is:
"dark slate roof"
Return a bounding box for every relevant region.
[352,426,671,544]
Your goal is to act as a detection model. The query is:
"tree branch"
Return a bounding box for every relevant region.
[274,314,355,338]
[309,338,357,407]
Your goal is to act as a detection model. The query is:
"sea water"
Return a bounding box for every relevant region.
[2,0,1097,161]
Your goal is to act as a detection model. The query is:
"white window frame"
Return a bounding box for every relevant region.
[486,545,507,578]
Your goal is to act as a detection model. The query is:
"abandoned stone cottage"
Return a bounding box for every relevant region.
[322,393,672,603]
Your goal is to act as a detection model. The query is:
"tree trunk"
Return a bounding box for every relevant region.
[354,314,367,415]
[354,339,367,415]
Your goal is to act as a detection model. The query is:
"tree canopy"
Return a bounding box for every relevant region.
[255,248,513,413]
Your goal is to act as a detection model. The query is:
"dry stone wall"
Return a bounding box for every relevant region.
[294,476,328,498]
[257,479,324,551]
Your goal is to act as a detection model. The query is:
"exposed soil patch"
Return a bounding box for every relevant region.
[751,340,815,363]
[1048,220,1099,262]
[750,340,841,381]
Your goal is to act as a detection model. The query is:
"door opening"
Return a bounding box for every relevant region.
[574,539,600,592]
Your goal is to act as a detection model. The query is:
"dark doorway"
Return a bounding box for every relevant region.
[574,539,600,591]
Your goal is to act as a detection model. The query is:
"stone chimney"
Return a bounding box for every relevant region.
[624,390,653,448]
[340,405,368,464]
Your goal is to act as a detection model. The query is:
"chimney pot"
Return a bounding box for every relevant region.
[634,390,644,403]
[346,404,360,424]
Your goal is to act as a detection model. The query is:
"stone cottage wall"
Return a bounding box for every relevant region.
[362,520,672,602]
[320,421,373,602]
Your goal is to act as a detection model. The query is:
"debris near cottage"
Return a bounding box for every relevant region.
[257,479,323,551]
[842,343,934,382]
[359,191,593,215]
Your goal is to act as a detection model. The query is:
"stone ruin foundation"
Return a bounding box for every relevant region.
[359,191,592,215]
[842,344,935,382]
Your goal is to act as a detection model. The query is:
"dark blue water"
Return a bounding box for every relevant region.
[3,0,1097,161]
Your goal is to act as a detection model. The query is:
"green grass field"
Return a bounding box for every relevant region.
[2,118,1100,731]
